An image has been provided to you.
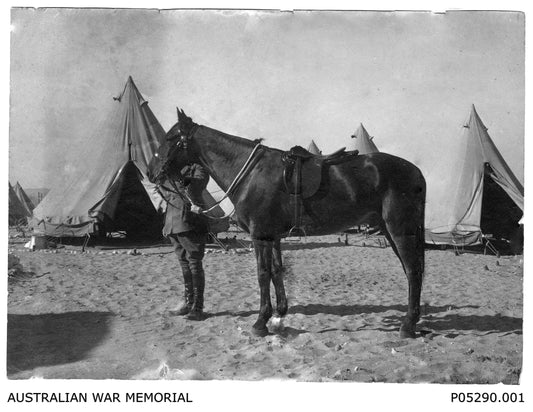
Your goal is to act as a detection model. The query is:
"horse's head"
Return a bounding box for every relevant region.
[148,108,198,184]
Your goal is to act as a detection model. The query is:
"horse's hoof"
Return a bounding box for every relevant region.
[252,326,269,337]
[399,327,416,339]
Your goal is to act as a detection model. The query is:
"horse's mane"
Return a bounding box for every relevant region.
[190,124,289,164]
[196,125,277,160]
[198,125,262,146]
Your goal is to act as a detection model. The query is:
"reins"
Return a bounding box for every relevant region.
[158,180,232,221]
[155,180,203,217]
[200,143,263,215]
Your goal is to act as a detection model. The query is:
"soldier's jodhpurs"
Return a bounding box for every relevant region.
[169,232,207,313]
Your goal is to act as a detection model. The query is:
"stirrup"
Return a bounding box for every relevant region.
[286,226,307,243]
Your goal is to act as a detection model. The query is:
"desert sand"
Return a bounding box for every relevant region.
[7,232,522,383]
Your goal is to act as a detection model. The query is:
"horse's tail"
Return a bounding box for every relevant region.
[380,162,426,277]
[410,166,426,279]
[416,183,426,279]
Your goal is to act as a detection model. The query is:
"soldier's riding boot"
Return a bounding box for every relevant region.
[186,261,206,321]
[171,266,194,316]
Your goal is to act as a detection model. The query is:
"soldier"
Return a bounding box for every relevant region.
[160,162,209,321]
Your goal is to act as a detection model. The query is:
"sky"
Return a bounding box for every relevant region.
[8,8,525,192]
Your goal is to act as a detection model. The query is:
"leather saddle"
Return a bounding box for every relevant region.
[281,145,359,237]
[282,145,359,199]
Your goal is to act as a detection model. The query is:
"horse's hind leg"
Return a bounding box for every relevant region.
[271,239,288,318]
[252,239,274,337]
[382,192,425,338]
[383,225,424,338]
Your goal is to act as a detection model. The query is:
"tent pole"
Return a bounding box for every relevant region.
[82,234,90,253]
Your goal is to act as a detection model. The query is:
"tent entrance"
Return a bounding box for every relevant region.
[101,161,163,239]
[480,163,522,244]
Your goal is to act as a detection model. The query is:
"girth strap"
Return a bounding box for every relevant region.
[290,158,304,235]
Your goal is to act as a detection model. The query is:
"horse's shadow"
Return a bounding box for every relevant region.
[208,310,257,318]
[7,311,114,376]
[418,313,523,335]
[211,304,522,336]
[281,242,349,251]
[288,303,477,316]
[288,303,522,335]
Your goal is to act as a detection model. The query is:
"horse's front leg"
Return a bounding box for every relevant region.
[252,239,273,337]
[271,238,287,318]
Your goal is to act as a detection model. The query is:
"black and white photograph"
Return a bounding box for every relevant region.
[3,1,530,410]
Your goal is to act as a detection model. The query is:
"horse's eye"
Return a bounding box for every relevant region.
[155,153,159,158]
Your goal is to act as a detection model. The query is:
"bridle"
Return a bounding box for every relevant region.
[149,125,198,210]
[156,124,199,183]
[154,122,264,219]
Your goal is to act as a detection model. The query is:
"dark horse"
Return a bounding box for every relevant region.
[148,109,426,338]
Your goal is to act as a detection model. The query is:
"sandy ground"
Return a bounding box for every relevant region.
[7,232,523,383]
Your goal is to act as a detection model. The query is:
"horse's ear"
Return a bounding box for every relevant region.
[177,108,188,123]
